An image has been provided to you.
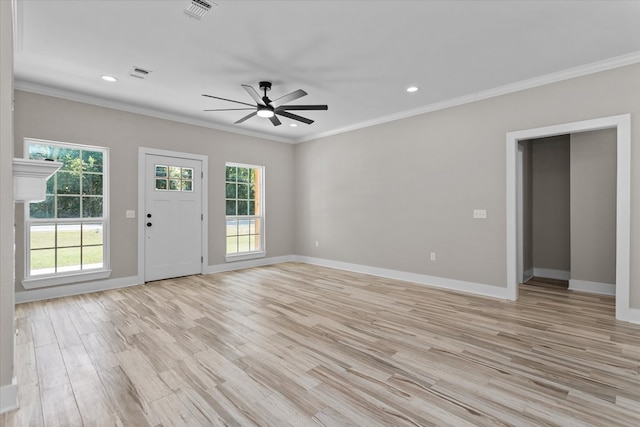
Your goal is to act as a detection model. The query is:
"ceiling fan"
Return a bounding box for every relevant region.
[202,81,328,126]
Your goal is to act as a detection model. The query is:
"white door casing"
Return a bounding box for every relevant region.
[138,148,208,282]
[506,114,631,322]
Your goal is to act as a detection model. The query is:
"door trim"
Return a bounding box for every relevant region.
[506,114,631,321]
[137,147,208,283]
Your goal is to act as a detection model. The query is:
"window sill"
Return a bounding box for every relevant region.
[22,269,112,290]
[225,251,266,263]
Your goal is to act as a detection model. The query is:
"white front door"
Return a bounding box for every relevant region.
[144,154,202,282]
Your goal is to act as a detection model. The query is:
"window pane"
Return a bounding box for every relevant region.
[250,168,256,183]
[238,168,249,183]
[249,184,255,199]
[249,219,258,234]
[82,151,103,173]
[82,223,103,246]
[248,200,256,215]
[82,246,103,269]
[56,171,80,194]
[57,247,81,272]
[30,224,55,249]
[182,181,193,192]
[226,166,237,182]
[57,196,81,218]
[30,249,55,275]
[226,236,238,254]
[238,235,250,252]
[169,179,180,191]
[226,219,238,237]
[250,234,260,251]
[57,148,81,172]
[82,174,103,195]
[169,167,181,179]
[226,200,236,216]
[182,168,193,179]
[238,184,249,199]
[226,183,237,198]
[46,176,55,194]
[156,179,167,190]
[237,200,248,215]
[155,165,167,177]
[29,144,55,160]
[82,197,103,218]
[57,224,81,247]
[30,196,55,219]
[238,219,250,236]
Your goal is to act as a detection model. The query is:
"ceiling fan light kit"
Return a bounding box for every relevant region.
[203,81,327,127]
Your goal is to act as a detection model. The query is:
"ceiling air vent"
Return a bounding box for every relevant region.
[130,66,152,79]
[184,0,216,20]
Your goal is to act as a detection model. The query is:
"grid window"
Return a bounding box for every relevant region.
[25,140,108,278]
[225,164,263,256]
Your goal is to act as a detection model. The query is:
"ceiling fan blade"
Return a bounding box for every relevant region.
[269,115,282,126]
[234,111,257,124]
[276,105,328,111]
[276,110,314,125]
[204,108,255,111]
[242,84,266,106]
[202,94,255,107]
[270,89,307,108]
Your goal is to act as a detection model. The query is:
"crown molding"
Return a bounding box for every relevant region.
[13,80,296,144]
[294,51,640,143]
[14,50,640,146]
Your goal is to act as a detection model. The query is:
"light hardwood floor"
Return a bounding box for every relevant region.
[2,263,639,426]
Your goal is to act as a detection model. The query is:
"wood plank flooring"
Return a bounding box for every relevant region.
[2,263,639,426]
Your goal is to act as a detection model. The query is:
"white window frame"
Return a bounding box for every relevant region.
[22,138,111,289]
[225,162,266,262]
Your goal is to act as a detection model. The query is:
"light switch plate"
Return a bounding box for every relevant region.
[125,210,136,218]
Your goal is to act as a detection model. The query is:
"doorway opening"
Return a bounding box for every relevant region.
[506,114,631,321]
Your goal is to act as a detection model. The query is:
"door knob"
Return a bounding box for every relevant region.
[146,222,152,227]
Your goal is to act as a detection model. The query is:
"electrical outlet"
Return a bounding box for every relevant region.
[473,209,487,219]
[430,252,436,261]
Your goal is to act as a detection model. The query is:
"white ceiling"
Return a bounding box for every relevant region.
[12,0,640,143]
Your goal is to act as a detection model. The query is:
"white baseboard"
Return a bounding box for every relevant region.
[533,268,570,281]
[15,276,140,304]
[294,256,509,300]
[569,279,616,296]
[622,307,640,324]
[206,255,295,274]
[523,268,534,283]
[0,378,18,415]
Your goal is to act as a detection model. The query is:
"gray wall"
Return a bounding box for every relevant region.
[531,135,571,273]
[0,0,15,393]
[13,91,295,293]
[294,63,640,307]
[570,129,617,285]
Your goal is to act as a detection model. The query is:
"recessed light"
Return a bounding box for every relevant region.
[289,123,298,127]
[406,86,419,93]
[101,75,117,82]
